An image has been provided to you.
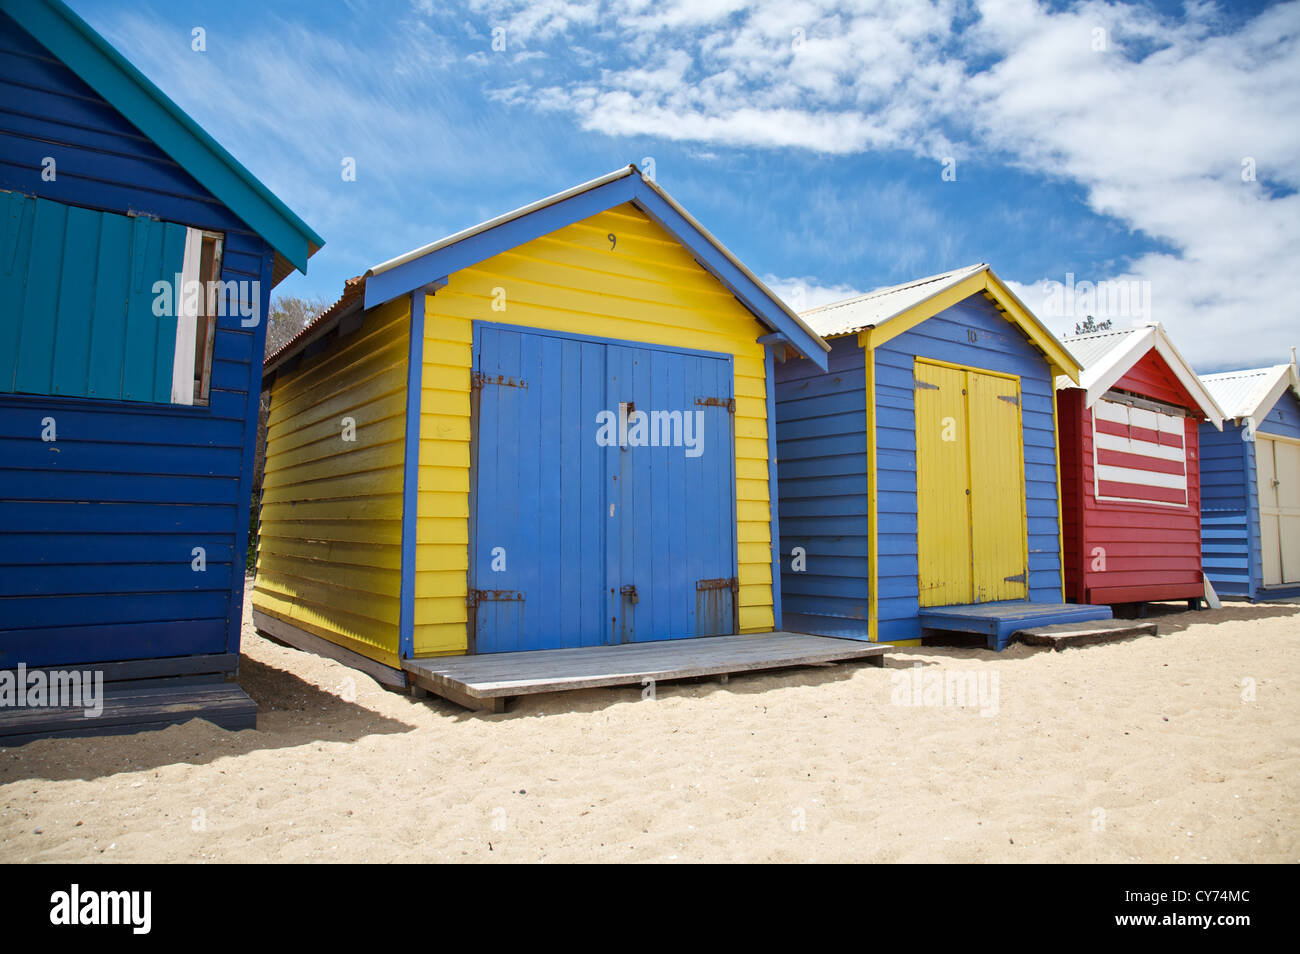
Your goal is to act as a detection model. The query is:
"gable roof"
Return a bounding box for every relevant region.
[799,263,1081,381]
[1201,363,1300,425]
[4,0,323,283]
[1057,323,1225,427]
[267,166,829,372]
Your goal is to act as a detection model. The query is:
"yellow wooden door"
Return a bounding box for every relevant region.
[915,359,1028,607]
[915,361,973,606]
[968,371,1029,601]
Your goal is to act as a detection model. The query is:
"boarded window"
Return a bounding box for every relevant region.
[1092,397,1188,507]
[0,191,222,405]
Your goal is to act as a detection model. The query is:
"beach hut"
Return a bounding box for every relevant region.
[0,0,322,738]
[1199,362,1300,600]
[1054,323,1225,607]
[776,264,1113,650]
[252,166,833,703]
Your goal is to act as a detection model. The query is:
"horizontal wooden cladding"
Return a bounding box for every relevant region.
[1258,389,1300,441]
[414,204,773,655]
[0,14,249,236]
[774,338,869,627]
[252,297,409,664]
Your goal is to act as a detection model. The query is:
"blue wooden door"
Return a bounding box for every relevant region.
[471,326,736,653]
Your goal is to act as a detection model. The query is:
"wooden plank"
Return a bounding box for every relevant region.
[402,632,889,709]
[1016,620,1159,650]
[0,653,237,683]
[0,681,256,745]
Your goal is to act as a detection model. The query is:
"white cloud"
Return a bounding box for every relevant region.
[475,0,1300,367]
[763,274,867,313]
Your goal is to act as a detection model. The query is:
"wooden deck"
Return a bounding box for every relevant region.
[918,600,1114,650]
[403,633,890,712]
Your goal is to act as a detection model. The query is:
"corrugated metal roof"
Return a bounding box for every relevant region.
[1060,326,1145,370]
[798,264,986,338]
[1056,323,1225,424]
[1201,366,1290,420]
[264,275,365,372]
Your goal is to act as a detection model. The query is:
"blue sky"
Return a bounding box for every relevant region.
[72,0,1300,370]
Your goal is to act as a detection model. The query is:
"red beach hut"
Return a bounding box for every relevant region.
[1056,323,1225,607]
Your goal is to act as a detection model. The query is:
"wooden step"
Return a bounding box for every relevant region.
[1015,620,1159,651]
[0,679,257,745]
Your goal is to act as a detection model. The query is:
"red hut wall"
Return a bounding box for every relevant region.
[1060,350,1205,604]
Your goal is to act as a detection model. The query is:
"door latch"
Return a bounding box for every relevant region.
[620,584,639,605]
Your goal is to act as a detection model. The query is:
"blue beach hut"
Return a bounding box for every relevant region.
[1200,362,1300,601]
[775,264,1113,650]
[0,0,322,738]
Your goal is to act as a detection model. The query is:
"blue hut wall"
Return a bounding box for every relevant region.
[1199,421,1256,597]
[774,337,869,636]
[1202,388,1300,600]
[872,295,1062,642]
[1258,389,1300,441]
[0,11,273,668]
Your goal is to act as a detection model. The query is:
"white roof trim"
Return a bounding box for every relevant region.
[1243,364,1300,429]
[1061,323,1226,428]
[1202,362,1300,426]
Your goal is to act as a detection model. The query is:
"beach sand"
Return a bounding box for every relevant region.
[2,594,1296,863]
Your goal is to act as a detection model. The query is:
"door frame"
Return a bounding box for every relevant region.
[913,356,1030,606]
[1256,430,1300,586]
[467,320,740,653]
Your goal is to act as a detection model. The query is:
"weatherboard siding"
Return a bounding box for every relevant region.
[1075,405,1203,603]
[252,298,409,668]
[1258,389,1300,441]
[1199,421,1254,596]
[774,336,869,630]
[0,11,250,237]
[413,203,773,656]
[1058,388,1086,602]
[0,9,273,668]
[874,294,1062,642]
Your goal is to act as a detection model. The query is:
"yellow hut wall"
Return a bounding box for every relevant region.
[252,297,411,668]
[413,202,774,657]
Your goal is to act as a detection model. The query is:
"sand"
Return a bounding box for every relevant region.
[2,594,1297,863]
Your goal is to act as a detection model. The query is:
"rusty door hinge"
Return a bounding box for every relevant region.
[696,577,739,593]
[468,589,525,608]
[695,397,735,412]
[1003,573,1026,584]
[471,372,528,390]
[997,393,1020,406]
[914,379,940,390]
